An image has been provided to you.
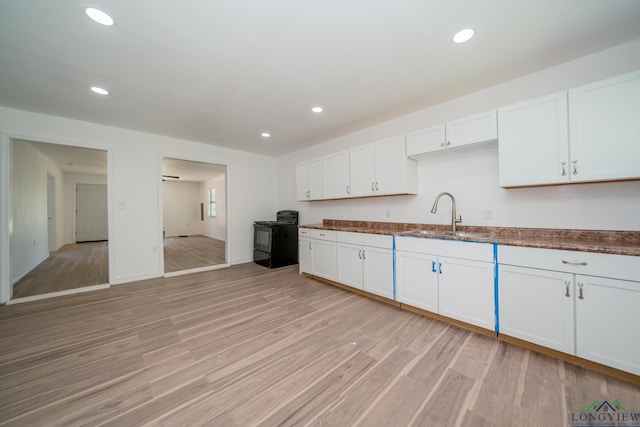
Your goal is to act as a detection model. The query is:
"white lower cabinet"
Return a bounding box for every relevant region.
[575,275,640,376]
[438,256,496,331]
[310,239,337,281]
[336,232,393,299]
[395,237,495,331]
[498,264,575,354]
[498,245,640,376]
[298,235,311,274]
[299,228,337,280]
[395,251,438,312]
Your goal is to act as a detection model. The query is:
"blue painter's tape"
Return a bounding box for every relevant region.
[494,244,499,333]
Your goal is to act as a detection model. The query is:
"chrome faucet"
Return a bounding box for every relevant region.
[430,192,462,233]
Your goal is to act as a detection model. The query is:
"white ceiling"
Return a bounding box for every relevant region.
[24,140,107,176]
[1,1,640,156]
[162,157,226,182]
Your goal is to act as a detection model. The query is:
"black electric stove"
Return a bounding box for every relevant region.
[253,210,298,268]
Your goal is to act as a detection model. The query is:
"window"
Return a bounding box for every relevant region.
[208,188,216,217]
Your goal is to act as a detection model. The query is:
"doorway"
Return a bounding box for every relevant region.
[162,157,227,274]
[10,139,109,300]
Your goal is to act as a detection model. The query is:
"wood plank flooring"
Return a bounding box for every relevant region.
[163,235,226,273]
[12,242,109,299]
[1,263,638,426]
[12,235,226,299]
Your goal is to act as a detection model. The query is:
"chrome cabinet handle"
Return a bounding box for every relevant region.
[362,250,366,260]
[371,182,375,191]
[561,161,566,176]
[446,141,451,146]
[440,142,445,148]
[564,280,571,297]
[309,242,311,249]
[438,262,443,275]
[572,159,578,175]
[358,249,362,259]
[431,261,437,273]
[375,182,379,191]
[562,260,587,266]
[578,283,584,300]
[346,185,350,195]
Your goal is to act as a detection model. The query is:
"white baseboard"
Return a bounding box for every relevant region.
[164,263,230,278]
[7,283,110,305]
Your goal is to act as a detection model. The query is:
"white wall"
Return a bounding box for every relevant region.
[201,174,227,241]
[11,141,64,283]
[63,173,108,245]
[162,181,204,237]
[0,107,277,302]
[277,39,640,231]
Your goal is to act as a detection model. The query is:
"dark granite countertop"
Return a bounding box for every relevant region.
[299,220,640,257]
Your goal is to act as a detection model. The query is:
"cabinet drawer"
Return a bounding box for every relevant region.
[300,228,336,241]
[336,231,392,249]
[498,245,640,282]
[395,236,493,262]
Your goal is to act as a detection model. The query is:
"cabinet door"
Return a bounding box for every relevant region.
[336,243,363,290]
[349,143,376,197]
[438,257,495,331]
[310,239,337,281]
[446,109,497,148]
[498,93,569,187]
[363,246,393,299]
[374,135,409,195]
[569,71,640,183]
[395,251,438,312]
[308,158,324,200]
[299,236,311,274]
[406,124,446,158]
[295,162,309,201]
[575,275,640,376]
[323,151,350,199]
[498,265,575,354]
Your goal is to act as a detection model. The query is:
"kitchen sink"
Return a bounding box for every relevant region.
[400,229,494,239]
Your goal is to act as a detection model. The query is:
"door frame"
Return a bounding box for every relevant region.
[47,173,56,252]
[158,153,231,276]
[0,132,113,304]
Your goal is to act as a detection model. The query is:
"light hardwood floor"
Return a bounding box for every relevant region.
[12,241,109,299]
[0,263,638,426]
[164,235,226,273]
[12,236,226,299]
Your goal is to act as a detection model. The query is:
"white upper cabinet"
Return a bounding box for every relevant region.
[446,109,498,148]
[407,110,497,159]
[322,150,351,199]
[349,143,376,197]
[498,92,569,187]
[296,158,324,201]
[406,124,446,157]
[568,70,640,183]
[498,70,640,187]
[349,134,417,197]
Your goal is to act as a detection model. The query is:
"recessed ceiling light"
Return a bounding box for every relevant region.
[311,106,323,113]
[90,86,109,95]
[84,7,115,26]
[261,132,271,138]
[453,28,474,44]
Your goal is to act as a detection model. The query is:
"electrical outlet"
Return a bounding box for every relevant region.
[483,209,493,221]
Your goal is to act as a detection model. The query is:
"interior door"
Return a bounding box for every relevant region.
[76,183,108,242]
